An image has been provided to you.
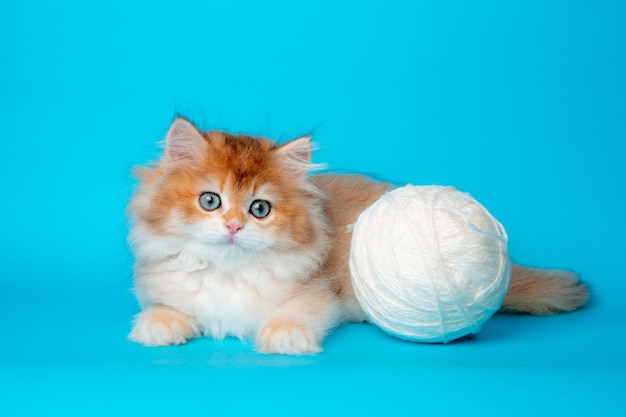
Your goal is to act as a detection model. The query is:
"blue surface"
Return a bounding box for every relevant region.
[1,1,625,415]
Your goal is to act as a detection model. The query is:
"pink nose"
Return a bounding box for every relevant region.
[225,222,243,236]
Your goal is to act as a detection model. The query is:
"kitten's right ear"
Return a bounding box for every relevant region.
[164,117,207,163]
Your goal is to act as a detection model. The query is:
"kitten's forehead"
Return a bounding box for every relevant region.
[203,131,281,190]
[207,131,275,163]
[216,173,278,202]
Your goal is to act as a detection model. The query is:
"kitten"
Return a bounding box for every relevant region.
[127,117,589,354]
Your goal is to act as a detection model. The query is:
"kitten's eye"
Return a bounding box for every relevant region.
[249,200,271,219]
[199,192,221,211]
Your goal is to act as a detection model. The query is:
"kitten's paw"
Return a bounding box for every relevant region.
[129,305,199,346]
[257,320,322,355]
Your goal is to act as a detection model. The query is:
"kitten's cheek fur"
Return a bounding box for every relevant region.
[256,320,322,355]
[128,305,200,346]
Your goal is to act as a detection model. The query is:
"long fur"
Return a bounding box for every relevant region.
[127,118,589,354]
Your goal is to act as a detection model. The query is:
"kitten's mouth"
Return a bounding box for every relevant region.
[223,235,245,248]
[210,234,260,251]
[203,234,244,248]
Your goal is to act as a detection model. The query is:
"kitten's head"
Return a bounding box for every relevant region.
[130,118,327,263]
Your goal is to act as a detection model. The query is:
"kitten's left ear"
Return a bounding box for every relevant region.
[276,136,317,176]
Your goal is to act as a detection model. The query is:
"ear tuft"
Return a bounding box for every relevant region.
[276,136,324,176]
[164,117,207,163]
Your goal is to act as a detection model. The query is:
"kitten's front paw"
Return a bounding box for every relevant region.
[257,320,322,355]
[129,305,199,346]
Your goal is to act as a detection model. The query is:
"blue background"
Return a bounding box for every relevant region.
[1,1,625,415]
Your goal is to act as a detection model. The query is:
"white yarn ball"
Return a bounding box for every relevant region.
[349,185,511,343]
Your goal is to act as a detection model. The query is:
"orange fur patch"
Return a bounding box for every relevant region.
[314,175,391,301]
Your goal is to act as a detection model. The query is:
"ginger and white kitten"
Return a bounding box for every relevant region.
[128,117,589,354]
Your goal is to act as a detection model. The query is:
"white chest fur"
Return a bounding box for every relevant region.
[133,249,313,340]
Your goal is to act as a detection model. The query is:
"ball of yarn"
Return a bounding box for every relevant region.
[349,185,511,343]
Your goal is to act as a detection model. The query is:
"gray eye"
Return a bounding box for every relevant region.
[249,200,271,219]
[199,192,221,211]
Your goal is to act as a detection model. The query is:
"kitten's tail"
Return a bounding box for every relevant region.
[500,265,589,315]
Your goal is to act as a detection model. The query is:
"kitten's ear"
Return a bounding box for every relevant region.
[164,117,207,163]
[276,136,322,176]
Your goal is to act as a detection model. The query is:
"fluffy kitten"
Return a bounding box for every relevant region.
[127,117,589,354]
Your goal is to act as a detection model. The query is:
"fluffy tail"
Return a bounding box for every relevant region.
[500,265,589,315]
